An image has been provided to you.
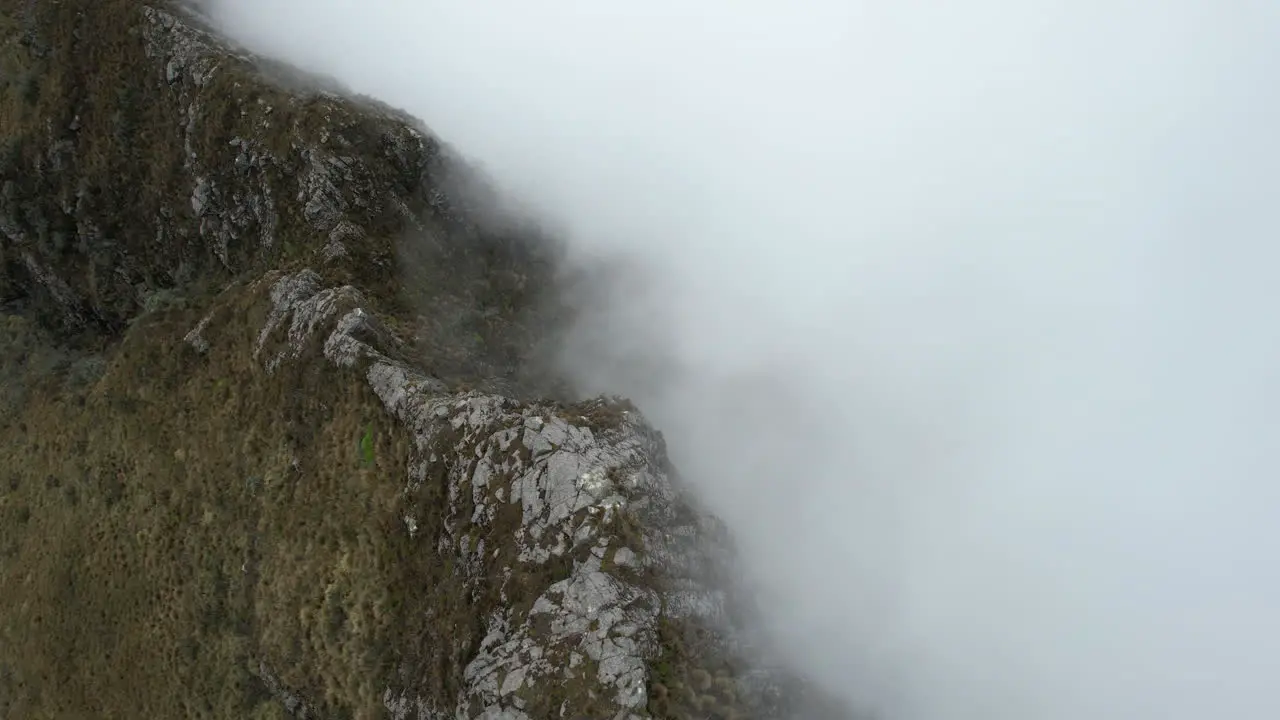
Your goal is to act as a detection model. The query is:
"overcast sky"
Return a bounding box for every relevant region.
[204,2,1280,718]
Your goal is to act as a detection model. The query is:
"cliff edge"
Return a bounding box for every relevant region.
[0,2,851,718]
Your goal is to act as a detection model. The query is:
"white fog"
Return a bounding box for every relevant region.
[202,2,1280,718]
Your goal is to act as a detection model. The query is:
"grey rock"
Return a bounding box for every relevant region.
[1,1,850,714]
[237,268,836,719]
[183,310,214,353]
[2,1,451,332]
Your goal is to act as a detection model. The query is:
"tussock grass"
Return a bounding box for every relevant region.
[0,280,470,719]
[0,2,823,718]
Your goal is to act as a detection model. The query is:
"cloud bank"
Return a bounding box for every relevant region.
[203,1,1280,718]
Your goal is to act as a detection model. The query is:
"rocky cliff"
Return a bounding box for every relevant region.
[0,1,851,718]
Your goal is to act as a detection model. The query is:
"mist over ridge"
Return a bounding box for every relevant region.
[204,1,1280,718]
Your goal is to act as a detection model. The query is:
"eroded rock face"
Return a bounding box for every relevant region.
[248,267,758,719]
[0,0,459,334]
[1,1,852,718]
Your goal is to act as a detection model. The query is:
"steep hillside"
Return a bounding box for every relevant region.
[0,1,852,718]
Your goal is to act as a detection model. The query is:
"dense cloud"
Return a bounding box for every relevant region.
[204,1,1280,717]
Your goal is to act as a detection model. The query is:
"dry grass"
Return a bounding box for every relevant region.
[0,274,481,719]
[0,0,431,335]
[0,2,566,713]
[646,614,754,720]
[0,2,816,718]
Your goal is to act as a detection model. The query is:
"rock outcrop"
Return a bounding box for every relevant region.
[0,1,852,718]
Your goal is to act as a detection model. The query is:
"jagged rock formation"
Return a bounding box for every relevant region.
[0,1,851,718]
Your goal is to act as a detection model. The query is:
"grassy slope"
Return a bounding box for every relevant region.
[0,1,472,715]
[0,276,446,719]
[0,1,846,718]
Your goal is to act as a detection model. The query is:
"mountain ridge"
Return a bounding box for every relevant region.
[0,1,853,718]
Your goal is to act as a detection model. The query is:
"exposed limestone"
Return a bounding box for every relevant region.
[0,1,852,718]
[238,267,852,718]
[245,267,752,718]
